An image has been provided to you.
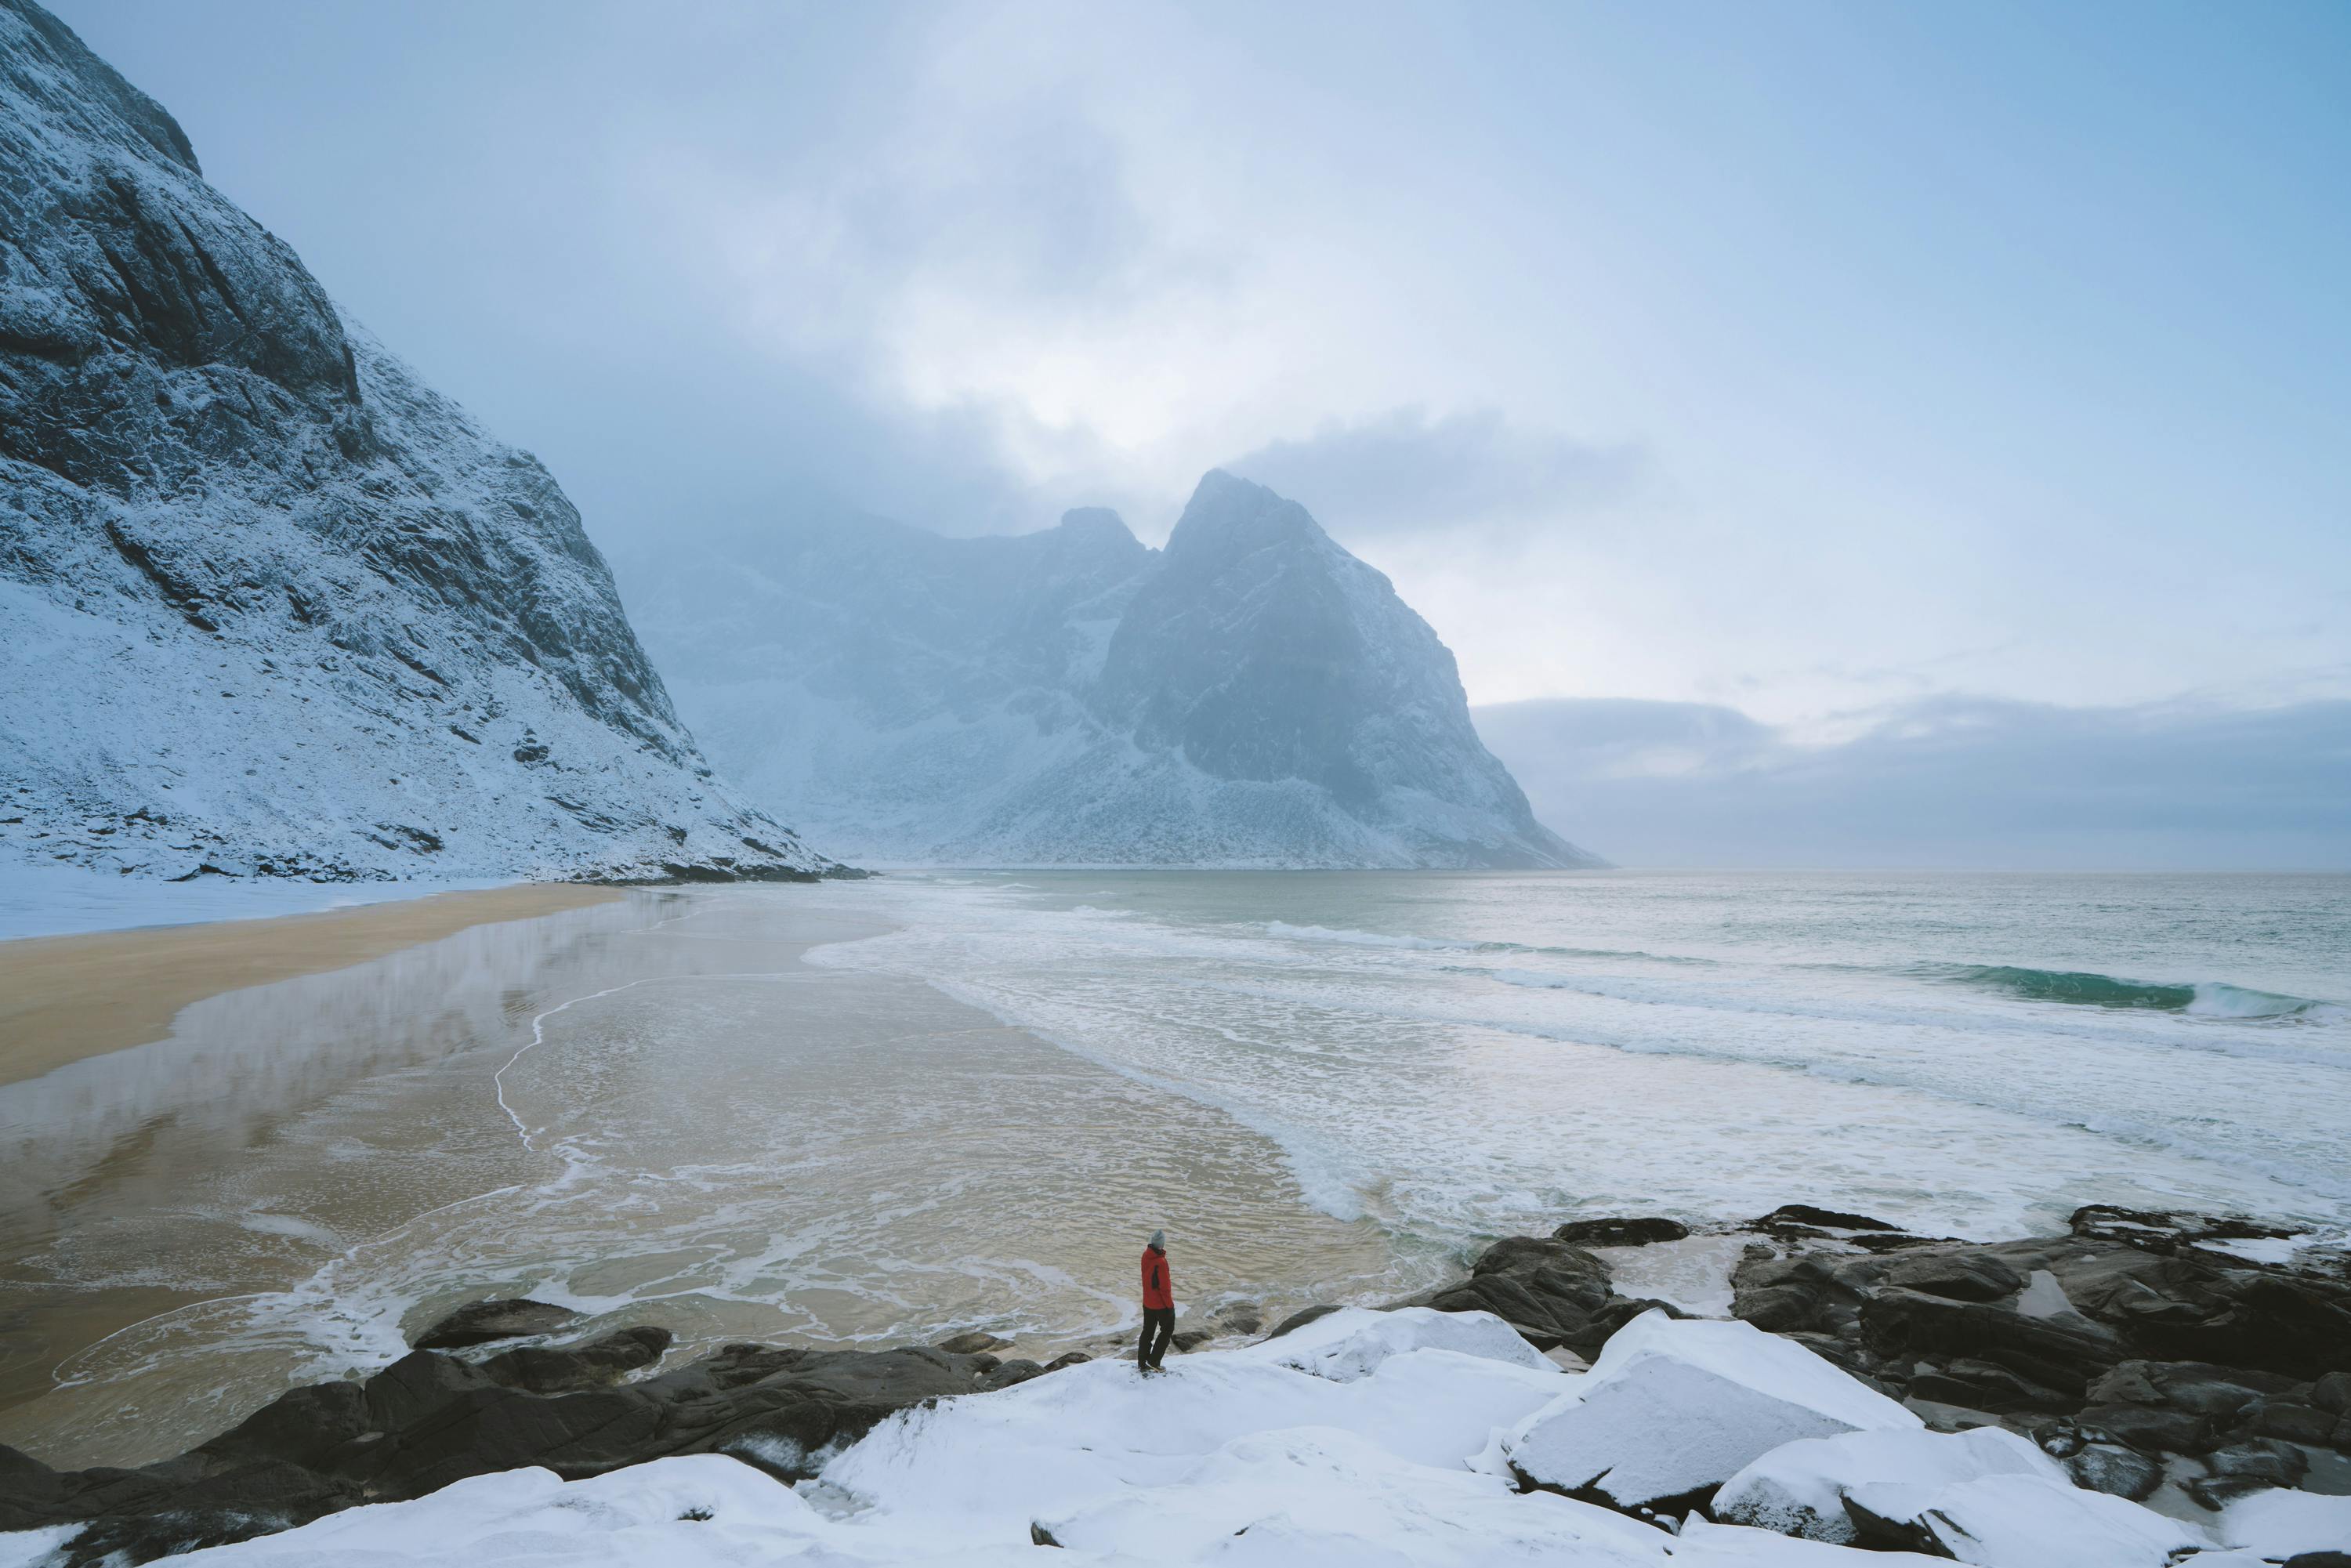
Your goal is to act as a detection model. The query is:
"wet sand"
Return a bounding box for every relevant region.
[0,883,619,1089]
[0,885,1398,1470]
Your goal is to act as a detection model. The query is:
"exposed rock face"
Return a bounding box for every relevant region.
[623,473,1598,868]
[0,0,837,884]
[1406,1203,2351,1528]
[0,1334,1009,1565]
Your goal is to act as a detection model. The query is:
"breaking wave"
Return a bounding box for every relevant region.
[1922,964,2336,1020]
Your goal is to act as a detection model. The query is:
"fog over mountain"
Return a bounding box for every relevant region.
[622,473,1593,869]
[0,0,834,883]
[1477,696,2351,871]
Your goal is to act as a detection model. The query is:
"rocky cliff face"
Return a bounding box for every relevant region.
[0,0,835,882]
[625,472,1596,867]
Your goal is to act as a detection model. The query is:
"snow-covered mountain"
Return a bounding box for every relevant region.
[623,472,1597,867]
[0,0,837,883]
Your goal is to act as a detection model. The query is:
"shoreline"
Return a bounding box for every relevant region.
[0,883,621,1089]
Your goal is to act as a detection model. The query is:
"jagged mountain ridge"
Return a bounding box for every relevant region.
[0,0,836,883]
[624,472,1598,867]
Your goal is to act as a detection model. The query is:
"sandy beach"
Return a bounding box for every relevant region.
[0,883,619,1090]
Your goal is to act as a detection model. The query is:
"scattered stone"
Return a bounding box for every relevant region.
[411,1298,582,1351]
[933,1331,1009,1356]
[1043,1352,1091,1371]
[1168,1330,1215,1354]
[1552,1215,1690,1248]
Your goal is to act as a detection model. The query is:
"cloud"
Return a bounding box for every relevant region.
[1476,694,2351,869]
[1223,407,1640,541]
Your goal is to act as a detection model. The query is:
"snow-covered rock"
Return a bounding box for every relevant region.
[1714,1425,2066,1543]
[1843,1472,2205,1567]
[1501,1309,1921,1508]
[622,473,1599,868]
[0,0,836,885]
[1254,1305,1553,1383]
[2220,1486,2351,1559]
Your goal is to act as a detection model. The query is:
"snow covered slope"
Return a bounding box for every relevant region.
[625,473,1597,867]
[0,0,836,884]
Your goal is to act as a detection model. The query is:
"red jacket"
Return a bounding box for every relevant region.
[1141,1246,1174,1309]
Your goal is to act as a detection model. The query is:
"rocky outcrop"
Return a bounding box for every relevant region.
[0,1323,1018,1565]
[0,0,840,884]
[623,473,1599,868]
[1404,1202,2351,1527]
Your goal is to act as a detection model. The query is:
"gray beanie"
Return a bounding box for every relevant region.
[1148,1229,1165,1249]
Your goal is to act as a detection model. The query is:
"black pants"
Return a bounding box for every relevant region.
[1138,1306,1175,1369]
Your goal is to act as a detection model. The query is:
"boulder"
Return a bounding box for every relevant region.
[1502,1311,1919,1512]
[2190,1437,2309,1509]
[2221,1489,2351,1563]
[1255,1306,1552,1384]
[1715,1424,2063,1544]
[1755,1204,1902,1233]
[1263,1304,1345,1341]
[2085,1358,2300,1418]
[481,1326,672,1394]
[1881,1249,2025,1303]
[933,1331,1009,1356]
[1422,1236,1614,1350]
[2076,1402,2212,1455]
[1552,1216,1690,1248]
[6,1334,1001,1564]
[1209,1302,1264,1337]
[2064,1443,2163,1501]
[1844,1472,2204,1566]
[411,1298,581,1350]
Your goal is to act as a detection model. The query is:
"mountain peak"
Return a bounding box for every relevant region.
[1050,506,1147,562]
[1163,469,1330,565]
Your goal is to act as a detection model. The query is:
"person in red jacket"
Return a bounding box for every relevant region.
[1138,1229,1175,1373]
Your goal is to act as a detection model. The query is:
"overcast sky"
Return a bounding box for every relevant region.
[51,1,2351,747]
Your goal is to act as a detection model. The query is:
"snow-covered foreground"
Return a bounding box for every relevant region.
[43,1308,2323,1568]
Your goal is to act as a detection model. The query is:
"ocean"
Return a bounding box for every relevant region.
[3,868,2344,1467]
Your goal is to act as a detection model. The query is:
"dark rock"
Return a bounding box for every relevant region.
[2313,1370,2351,1414]
[1906,1357,2071,1414]
[1169,1331,1215,1353]
[979,1360,1045,1392]
[1860,1287,2125,1387]
[2077,1402,2211,1455]
[1754,1204,1902,1233]
[482,1327,672,1394]
[1880,1250,2024,1303]
[933,1331,1009,1356]
[13,1335,1001,1563]
[1211,1303,1265,1337]
[1424,1237,1614,1350]
[2065,1443,2162,1501]
[2238,1396,2338,1447]
[2284,1555,2351,1568]
[411,1298,581,1351]
[1551,1216,1690,1248]
[2085,1359,2300,1418]
[1043,1352,1091,1371]
[2204,1436,2309,1483]
[1265,1305,1345,1341]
